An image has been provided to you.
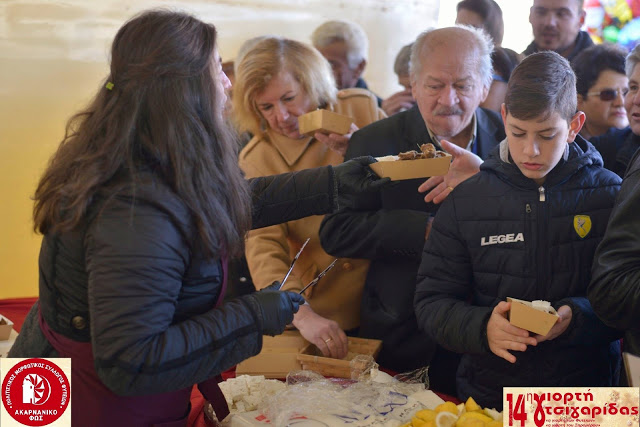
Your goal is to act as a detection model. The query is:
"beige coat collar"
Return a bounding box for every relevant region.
[266,129,315,167]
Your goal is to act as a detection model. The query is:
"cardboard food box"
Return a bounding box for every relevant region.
[236,331,308,378]
[369,153,452,181]
[298,109,354,136]
[507,297,559,336]
[297,337,382,379]
[0,315,14,341]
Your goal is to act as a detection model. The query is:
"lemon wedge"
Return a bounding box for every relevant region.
[435,410,458,427]
[465,397,483,413]
[435,401,460,415]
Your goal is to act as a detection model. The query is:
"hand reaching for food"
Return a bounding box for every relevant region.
[292,304,349,359]
[418,140,482,204]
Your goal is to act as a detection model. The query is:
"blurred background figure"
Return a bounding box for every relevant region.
[311,20,381,102]
[572,43,629,141]
[222,60,236,114]
[233,37,385,359]
[455,0,504,46]
[394,43,414,91]
[455,0,520,113]
[482,47,522,112]
[222,61,235,87]
[380,42,417,116]
[524,0,592,61]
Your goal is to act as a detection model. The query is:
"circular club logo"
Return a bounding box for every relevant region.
[2,358,70,426]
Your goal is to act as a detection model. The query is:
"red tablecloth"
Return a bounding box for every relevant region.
[1,298,459,426]
[0,297,37,333]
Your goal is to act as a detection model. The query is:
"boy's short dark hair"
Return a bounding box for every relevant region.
[505,51,576,122]
[571,43,627,97]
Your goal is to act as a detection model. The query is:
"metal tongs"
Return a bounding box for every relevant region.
[278,238,311,290]
[299,259,338,294]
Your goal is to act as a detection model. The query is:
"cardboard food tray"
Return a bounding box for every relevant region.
[297,337,382,379]
[236,331,309,378]
[298,109,353,136]
[0,315,14,341]
[369,153,452,180]
[507,297,559,336]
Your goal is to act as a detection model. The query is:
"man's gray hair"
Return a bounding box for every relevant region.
[626,44,640,78]
[410,25,494,90]
[311,20,368,69]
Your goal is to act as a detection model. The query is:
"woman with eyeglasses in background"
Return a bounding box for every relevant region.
[572,44,629,142]
[583,44,640,178]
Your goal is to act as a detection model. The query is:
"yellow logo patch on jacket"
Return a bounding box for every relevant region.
[573,215,592,238]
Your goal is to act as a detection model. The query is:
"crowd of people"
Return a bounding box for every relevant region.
[9,0,640,425]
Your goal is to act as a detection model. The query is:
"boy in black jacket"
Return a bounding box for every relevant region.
[414,51,622,409]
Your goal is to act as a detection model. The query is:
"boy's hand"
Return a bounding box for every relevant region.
[534,305,572,343]
[487,301,537,363]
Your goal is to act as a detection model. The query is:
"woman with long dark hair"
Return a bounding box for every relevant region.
[9,9,386,425]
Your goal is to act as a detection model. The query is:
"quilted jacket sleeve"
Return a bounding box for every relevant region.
[320,204,431,260]
[555,297,622,345]
[414,196,492,354]
[249,166,334,230]
[588,153,640,333]
[86,195,264,396]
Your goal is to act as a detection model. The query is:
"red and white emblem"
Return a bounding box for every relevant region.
[2,358,70,426]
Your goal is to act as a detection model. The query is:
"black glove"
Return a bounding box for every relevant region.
[331,156,391,211]
[246,286,305,336]
[264,281,282,291]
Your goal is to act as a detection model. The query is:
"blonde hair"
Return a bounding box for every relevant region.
[233,37,337,138]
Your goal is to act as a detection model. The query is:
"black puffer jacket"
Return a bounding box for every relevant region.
[415,137,621,409]
[589,150,640,356]
[12,166,335,396]
[589,126,640,178]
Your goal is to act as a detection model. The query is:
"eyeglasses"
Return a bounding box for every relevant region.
[586,88,629,101]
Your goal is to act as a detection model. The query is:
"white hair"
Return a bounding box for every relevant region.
[410,25,494,90]
[311,20,368,69]
[626,44,640,78]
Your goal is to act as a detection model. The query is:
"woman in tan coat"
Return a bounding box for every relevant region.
[234,37,385,358]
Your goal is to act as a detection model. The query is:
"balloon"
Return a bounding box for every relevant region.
[602,0,633,24]
[630,0,640,18]
[618,16,640,49]
[603,24,621,42]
